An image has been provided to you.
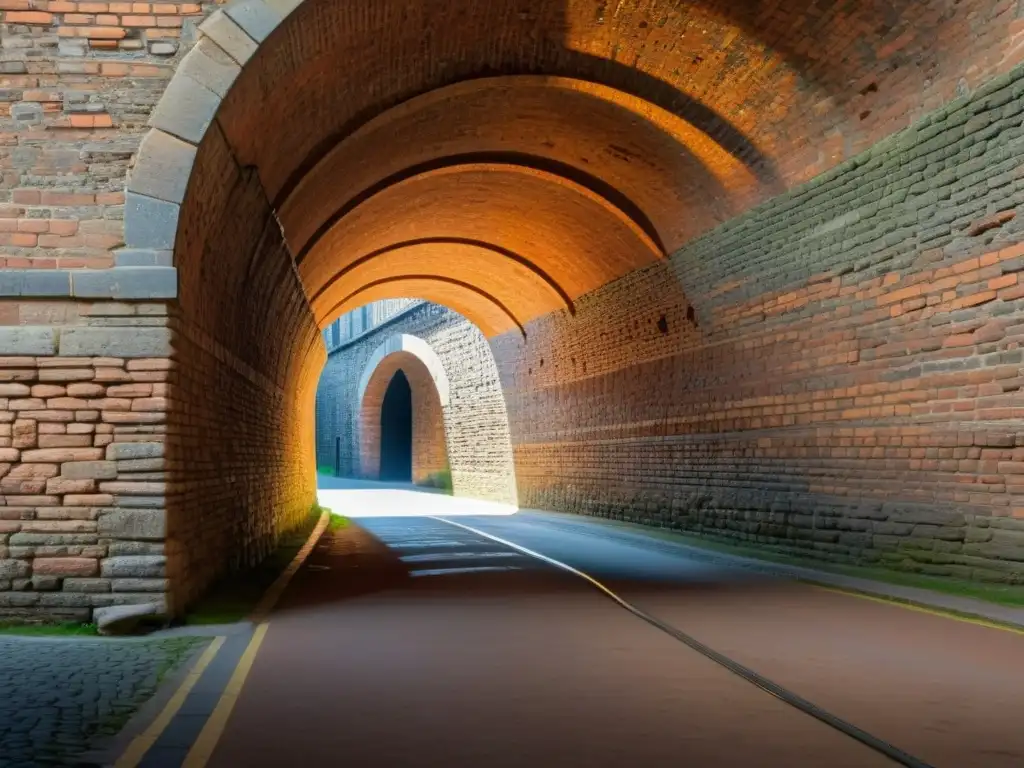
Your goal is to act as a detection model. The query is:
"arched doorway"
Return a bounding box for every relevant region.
[379,370,413,482]
[353,332,517,502]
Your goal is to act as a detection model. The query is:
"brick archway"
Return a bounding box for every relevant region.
[0,0,1014,623]
[359,359,445,486]
[354,333,516,503]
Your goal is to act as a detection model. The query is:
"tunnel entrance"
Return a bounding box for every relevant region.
[379,370,413,482]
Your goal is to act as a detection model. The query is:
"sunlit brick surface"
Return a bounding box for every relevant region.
[4,0,1024,618]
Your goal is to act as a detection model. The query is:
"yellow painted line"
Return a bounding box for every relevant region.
[114,636,226,768]
[249,509,331,623]
[531,509,1024,638]
[180,510,332,767]
[182,623,269,768]
[808,583,1024,636]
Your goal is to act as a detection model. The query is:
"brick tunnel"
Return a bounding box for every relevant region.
[2,0,1024,621]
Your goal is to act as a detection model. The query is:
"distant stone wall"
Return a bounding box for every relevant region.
[316,304,517,503]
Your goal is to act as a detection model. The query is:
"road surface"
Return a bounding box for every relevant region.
[205,491,1024,768]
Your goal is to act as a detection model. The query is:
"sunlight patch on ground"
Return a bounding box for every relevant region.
[316,477,519,518]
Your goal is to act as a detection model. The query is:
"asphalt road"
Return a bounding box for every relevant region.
[207,506,1024,768]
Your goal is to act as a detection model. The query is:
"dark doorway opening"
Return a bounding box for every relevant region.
[380,369,413,482]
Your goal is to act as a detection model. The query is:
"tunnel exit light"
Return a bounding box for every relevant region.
[317,482,519,518]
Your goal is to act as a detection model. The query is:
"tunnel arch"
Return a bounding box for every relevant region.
[128,0,1024,613]
[125,0,1005,351]
[359,351,447,486]
[355,332,517,503]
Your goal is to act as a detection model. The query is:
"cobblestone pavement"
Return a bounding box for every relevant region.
[0,636,205,767]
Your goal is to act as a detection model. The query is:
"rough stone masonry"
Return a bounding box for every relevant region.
[4,0,1024,622]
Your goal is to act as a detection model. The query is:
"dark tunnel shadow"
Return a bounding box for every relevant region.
[270,510,795,621]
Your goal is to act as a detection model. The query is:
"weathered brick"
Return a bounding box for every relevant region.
[21,448,103,462]
[32,558,98,577]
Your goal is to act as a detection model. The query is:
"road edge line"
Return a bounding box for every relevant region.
[177,508,330,768]
[805,582,1024,636]
[182,623,269,768]
[524,510,1024,634]
[113,635,226,768]
[431,516,933,768]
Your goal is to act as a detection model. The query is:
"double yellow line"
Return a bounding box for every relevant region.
[115,510,331,768]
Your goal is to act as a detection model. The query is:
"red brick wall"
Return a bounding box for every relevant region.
[0,1,222,270]
[165,119,323,614]
[493,65,1024,581]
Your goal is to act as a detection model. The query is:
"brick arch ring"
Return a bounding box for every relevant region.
[354,332,518,504]
[356,334,450,413]
[117,0,760,306]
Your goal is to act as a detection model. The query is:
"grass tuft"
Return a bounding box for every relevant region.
[185,504,324,625]
[418,467,453,494]
[0,621,99,637]
[581,515,1024,609]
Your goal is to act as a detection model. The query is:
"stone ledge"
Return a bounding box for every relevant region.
[147,71,221,146]
[199,9,258,65]
[59,327,173,358]
[224,0,287,44]
[0,270,72,298]
[0,327,58,356]
[71,267,178,300]
[114,249,174,268]
[124,192,179,251]
[127,129,197,205]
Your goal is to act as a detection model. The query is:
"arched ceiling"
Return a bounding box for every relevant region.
[172,0,998,338]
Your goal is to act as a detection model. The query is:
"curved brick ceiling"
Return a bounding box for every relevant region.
[197,0,984,336]
[278,76,760,258]
[302,163,664,333]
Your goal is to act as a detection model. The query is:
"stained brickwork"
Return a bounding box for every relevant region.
[316,304,517,503]
[1,1,221,270]
[165,120,323,614]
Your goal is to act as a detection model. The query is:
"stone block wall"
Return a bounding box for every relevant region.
[0,301,172,621]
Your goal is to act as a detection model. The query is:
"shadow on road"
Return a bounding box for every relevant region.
[272,477,789,620]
